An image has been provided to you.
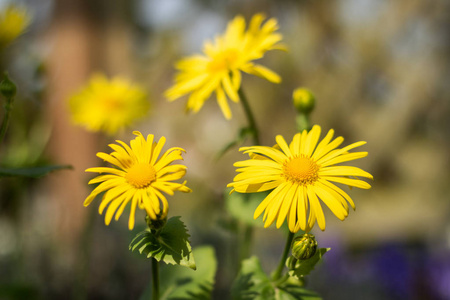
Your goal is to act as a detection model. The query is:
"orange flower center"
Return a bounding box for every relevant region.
[207,49,239,73]
[125,163,156,188]
[283,156,319,185]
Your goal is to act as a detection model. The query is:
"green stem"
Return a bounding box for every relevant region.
[238,88,260,145]
[236,88,260,261]
[272,231,295,281]
[152,258,160,300]
[239,222,254,261]
[0,97,13,145]
[296,113,311,132]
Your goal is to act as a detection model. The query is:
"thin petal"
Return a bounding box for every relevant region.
[304,125,321,157]
[276,183,297,228]
[253,183,286,219]
[319,178,356,210]
[307,187,326,230]
[312,184,347,220]
[150,136,166,165]
[275,135,292,157]
[289,133,301,156]
[322,176,372,189]
[216,85,232,120]
[264,183,291,227]
[319,166,373,179]
[222,75,239,103]
[321,152,368,167]
[128,197,138,230]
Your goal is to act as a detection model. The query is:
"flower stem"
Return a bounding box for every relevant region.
[239,222,254,262]
[0,99,12,145]
[272,231,295,281]
[0,73,16,146]
[296,113,311,132]
[237,87,260,260]
[238,88,260,145]
[151,258,160,300]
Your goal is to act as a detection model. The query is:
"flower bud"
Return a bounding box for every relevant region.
[291,233,318,260]
[145,214,167,231]
[0,73,16,100]
[293,88,315,114]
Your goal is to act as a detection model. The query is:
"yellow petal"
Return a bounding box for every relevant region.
[322,176,372,189]
[304,125,321,157]
[307,187,326,230]
[216,86,232,120]
[275,135,292,157]
[319,166,373,179]
[276,183,297,228]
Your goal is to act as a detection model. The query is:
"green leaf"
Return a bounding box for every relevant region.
[277,284,322,300]
[232,256,321,300]
[0,165,72,178]
[140,246,217,300]
[129,216,196,270]
[225,189,269,228]
[289,248,330,278]
[231,256,274,300]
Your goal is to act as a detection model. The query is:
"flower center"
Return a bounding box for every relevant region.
[125,163,156,188]
[282,156,319,185]
[208,49,239,73]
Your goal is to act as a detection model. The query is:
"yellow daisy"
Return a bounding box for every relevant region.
[228,125,373,232]
[84,131,191,230]
[0,4,30,46]
[165,13,285,120]
[69,74,150,135]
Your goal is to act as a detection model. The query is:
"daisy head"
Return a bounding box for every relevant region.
[69,74,150,135]
[84,131,191,230]
[228,125,373,232]
[165,13,285,120]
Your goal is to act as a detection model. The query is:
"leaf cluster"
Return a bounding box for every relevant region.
[232,256,323,300]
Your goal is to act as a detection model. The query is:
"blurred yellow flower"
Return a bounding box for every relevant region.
[228,125,372,232]
[0,4,30,46]
[84,131,191,230]
[165,13,285,120]
[69,74,150,135]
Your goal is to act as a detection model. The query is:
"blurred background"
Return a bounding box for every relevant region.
[0,0,449,299]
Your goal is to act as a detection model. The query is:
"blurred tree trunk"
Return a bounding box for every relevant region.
[45,0,99,270]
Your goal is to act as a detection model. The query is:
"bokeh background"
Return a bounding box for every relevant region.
[1,0,449,299]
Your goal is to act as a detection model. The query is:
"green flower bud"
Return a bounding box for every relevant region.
[0,73,17,100]
[291,233,318,260]
[145,214,167,231]
[286,255,299,270]
[293,88,315,114]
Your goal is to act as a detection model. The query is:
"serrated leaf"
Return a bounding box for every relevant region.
[129,216,196,270]
[232,257,321,300]
[225,189,269,227]
[231,256,274,300]
[0,165,72,178]
[140,246,217,300]
[289,248,330,278]
[277,284,322,300]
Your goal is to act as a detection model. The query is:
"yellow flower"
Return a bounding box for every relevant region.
[0,4,30,46]
[84,131,191,230]
[165,13,285,120]
[69,74,150,135]
[228,125,373,232]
